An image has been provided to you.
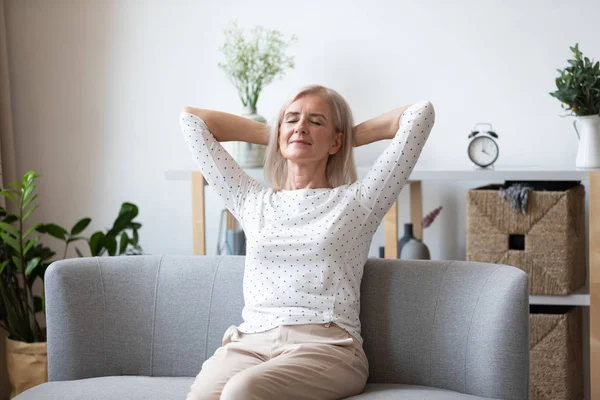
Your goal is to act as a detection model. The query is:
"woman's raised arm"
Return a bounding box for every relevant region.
[182,107,270,146]
[352,104,413,147]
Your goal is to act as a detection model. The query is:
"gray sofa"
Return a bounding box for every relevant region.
[15,255,529,400]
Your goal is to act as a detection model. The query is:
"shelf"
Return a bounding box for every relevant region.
[529,287,590,306]
[166,164,596,183]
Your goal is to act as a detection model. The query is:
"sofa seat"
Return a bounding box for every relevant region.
[15,377,500,400]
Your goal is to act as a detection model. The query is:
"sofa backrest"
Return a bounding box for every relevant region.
[45,255,529,399]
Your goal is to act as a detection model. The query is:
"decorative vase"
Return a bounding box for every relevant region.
[231,107,267,168]
[573,115,600,168]
[397,223,414,257]
[400,238,431,260]
[6,338,48,398]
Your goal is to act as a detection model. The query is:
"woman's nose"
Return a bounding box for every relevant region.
[295,121,308,133]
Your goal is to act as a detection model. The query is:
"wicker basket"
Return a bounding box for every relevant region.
[467,181,586,295]
[529,305,583,400]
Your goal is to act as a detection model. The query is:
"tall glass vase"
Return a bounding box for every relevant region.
[231,106,267,168]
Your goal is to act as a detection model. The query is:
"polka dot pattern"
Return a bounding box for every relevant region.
[180,101,435,345]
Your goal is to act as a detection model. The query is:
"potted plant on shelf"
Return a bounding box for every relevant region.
[550,43,600,168]
[218,20,297,167]
[0,170,143,397]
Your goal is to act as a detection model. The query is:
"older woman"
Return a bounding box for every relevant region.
[180,85,435,400]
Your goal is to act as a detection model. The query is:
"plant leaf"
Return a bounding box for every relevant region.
[24,223,42,240]
[0,260,8,274]
[0,190,18,206]
[71,218,91,235]
[66,236,86,244]
[89,232,105,256]
[25,257,40,278]
[22,204,39,221]
[0,221,19,238]
[2,233,20,253]
[11,256,22,272]
[22,185,35,202]
[23,236,40,255]
[105,235,117,256]
[22,193,38,210]
[36,223,68,240]
[119,232,129,254]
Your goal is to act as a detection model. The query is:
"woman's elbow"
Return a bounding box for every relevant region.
[183,106,199,115]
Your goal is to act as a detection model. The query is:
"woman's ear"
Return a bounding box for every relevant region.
[329,131,344,155]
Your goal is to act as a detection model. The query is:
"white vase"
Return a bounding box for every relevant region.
[573,115,600,168]
[231,107,267,168]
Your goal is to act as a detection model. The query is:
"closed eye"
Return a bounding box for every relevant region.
[286,120,322,125]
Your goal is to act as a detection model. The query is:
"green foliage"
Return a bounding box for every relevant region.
[218,20,297,112]
[550,43,600,116]
[37,202,143,258]
[0,171,50,342]
[0,171,143,342]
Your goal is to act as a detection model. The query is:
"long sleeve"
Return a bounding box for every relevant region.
[180,111,264,227]
[358,100,435,226]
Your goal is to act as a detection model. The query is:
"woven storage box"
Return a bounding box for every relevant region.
[467,181,586,295]
[529,305,583,400]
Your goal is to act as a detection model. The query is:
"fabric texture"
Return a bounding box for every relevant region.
[180,101,435,344]
[186,323,369,400]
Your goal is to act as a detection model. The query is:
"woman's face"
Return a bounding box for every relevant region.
[278,94,343,164]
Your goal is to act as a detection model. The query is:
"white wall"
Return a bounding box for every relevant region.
[4,0,598,259]
[5,0,599,261]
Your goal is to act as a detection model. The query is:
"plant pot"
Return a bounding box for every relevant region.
[573,115,600,168]
[231,107,267,168]
[5,338,47,398]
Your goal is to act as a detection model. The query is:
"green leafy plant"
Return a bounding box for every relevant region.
[37,202,143,258]
[218,20,297,112]
[0,171,53,342]
[550,43,600,116]
[0,170,143,343]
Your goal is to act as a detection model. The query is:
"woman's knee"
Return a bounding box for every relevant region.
[220,372,266,400]
[185,387,220,400]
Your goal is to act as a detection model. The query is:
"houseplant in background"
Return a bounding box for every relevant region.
[218,20,297,167]
[0,170,143,397]
[550,43,600,168]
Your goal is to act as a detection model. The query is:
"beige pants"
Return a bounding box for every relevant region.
[185,323,369,400]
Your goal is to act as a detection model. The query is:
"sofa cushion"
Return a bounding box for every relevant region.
[346,383,501,399]
[14,377,499,400]
[13,376,194,400]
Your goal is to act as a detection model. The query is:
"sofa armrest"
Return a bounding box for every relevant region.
[360,259,529,400]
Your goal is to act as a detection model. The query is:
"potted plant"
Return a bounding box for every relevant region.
[0,170,143,397]
[218,20,297,167]
[550,43,600,168]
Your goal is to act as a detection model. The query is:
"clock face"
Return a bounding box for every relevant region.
[468,136,499,167]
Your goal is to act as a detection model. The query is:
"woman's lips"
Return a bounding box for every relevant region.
[291,141,311,145]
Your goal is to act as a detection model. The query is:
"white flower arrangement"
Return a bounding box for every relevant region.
[218,21,298,113]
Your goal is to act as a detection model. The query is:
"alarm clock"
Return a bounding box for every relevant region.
[467,123,499,168]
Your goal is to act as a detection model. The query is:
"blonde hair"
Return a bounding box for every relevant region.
[263,85,357,191]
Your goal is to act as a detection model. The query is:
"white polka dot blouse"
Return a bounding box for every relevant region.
[180,101,435,345]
